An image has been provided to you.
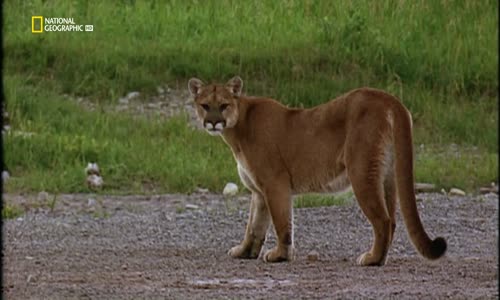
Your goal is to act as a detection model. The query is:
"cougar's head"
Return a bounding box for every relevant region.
[188,76,243,136]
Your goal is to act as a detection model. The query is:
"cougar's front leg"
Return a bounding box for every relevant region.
[262,183,294,263]
[228,191,271,259]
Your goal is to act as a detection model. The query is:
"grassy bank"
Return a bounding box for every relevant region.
[3,0,498,195]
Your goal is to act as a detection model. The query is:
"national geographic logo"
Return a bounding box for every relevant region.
[32,16,43,33]
[31,16,93,33]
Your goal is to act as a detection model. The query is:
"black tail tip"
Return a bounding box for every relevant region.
[429,237,447,260]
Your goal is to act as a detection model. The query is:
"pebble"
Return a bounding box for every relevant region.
[2,170,10,182]
[87,174,104,190]
[185,204,200,210]
[307,250,319,262]
[85,162,100,175]
[480,186,499,194]
[88,198,97,207]
[223,183,239,196]
[126,91,140,100]
[415,183,436,193]
[195,188,209,194]
[147,103,161,109]
[449,188,466,196]
[37,191,49,202]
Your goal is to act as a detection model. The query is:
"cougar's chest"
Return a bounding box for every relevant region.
[231,147,258,191]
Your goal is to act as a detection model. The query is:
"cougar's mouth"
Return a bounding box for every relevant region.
[204,121,225,135]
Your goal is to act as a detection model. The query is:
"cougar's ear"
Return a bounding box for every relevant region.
[225,76,243,97]
[188,78,204,96]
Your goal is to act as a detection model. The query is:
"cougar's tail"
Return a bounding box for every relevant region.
[392,105,447,260]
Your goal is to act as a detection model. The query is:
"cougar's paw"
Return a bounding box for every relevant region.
[356,252,386,266]
[228,244,258,259]
[263,247,291,263]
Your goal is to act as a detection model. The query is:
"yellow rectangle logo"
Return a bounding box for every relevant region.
[32,16,43,33]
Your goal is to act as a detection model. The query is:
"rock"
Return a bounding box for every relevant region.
[307,250,319,262]
[87,174,104,190]
[415,183,436,193]
[223,183,239,196]
[2,170,10,182]
[441,188,447,195]
[185,204,200,210]
[85,162,100,175]
[126,91,140,101]
[490,185,498,194]
[116,104,128,111]
[16,217,23,222]
[147,103,161,109]
[37,191,49,202]
[118,97,129,105]
[449,188,466,196]
[479,186,499,194]
[157,86,165,94]
[195,188,209,194]
[88,198,97,207]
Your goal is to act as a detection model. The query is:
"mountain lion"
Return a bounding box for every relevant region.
[188,76,446,266]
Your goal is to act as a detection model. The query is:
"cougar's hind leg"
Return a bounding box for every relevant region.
[346,144,392,266]
[383,170,397,246]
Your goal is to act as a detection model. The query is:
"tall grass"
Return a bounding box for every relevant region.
[6,1,497,96]
[3,0,498,194]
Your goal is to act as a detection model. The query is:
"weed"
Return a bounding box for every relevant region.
[47,194,58,212]
[2,204,24,219]
[92,210,110,219]
[175,205,186,214]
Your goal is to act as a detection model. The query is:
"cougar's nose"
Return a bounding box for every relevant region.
[204,120,226,131]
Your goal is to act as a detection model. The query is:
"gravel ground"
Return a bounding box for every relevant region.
[2,192,498,299]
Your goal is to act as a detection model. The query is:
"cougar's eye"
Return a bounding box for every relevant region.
[201,104,210,111]
[220,104,229,112]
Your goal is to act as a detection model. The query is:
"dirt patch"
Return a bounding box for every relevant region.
[68,86,202,130]
[2,192,498,299]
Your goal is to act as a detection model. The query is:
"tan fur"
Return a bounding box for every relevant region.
[188,76,447,266]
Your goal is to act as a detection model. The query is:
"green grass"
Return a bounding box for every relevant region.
[3,0,498,196]
[415,145,498,191]
[295,192,354,209]
[6,1,497,100]
[2,203,24,219]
